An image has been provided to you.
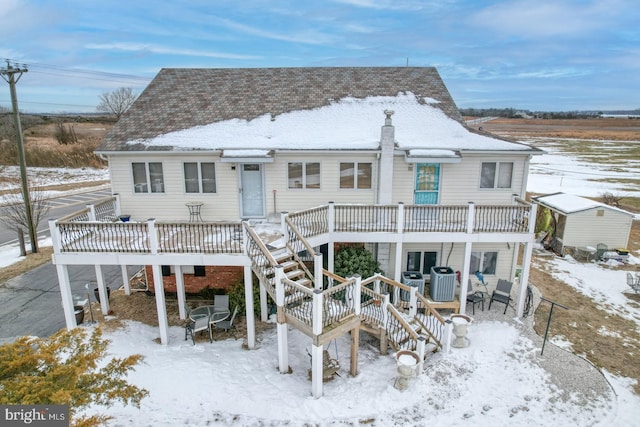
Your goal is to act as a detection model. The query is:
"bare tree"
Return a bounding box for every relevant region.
[600,191,622,208]
[1,185,51,255]
[96,87,137,119]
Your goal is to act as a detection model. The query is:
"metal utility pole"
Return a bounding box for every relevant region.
[1,61,38,253]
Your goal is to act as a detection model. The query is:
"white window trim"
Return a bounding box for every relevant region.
[480,161,513,190]
[471,251,498,275]
[288,161,321,190]
[340,162,373,190]
[132,162,164,194]
[183,161,217,194]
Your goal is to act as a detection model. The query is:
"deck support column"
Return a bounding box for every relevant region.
[459,242,473,315]
[244,265,256,349]
[516,242,534,317]
[275,265,288,372]
[94,265,109,315]
[311,344,323,398]
[175,265,186,320]
[121,265,131,295]
[56,264,76,328]
[259,278,268,322]
[151,264,169,345]
[350,326,359,376]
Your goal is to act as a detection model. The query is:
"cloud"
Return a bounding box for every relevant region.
[468,0,625,38]
[85,43,262,60]
[332,0,436,11]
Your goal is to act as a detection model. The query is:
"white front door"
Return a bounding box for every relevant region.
[240,164,265,218]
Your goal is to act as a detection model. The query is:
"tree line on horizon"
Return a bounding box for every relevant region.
[460,107,640,119]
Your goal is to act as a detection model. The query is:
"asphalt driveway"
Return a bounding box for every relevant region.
[0,262,141,344]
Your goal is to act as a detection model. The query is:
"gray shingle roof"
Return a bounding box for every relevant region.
[98,67,464,152]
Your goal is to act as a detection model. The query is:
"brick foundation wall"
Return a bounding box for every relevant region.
[146,265,243,295]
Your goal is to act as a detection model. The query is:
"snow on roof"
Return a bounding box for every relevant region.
[534,193,633,216]
[127,93,531,152]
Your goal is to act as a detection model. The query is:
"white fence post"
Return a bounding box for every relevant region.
[275,266,289,374]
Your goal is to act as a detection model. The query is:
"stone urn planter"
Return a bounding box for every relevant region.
[94,287,111,303]
[450,314,472,348]
[394,350,420,390]
[74,305,85,325]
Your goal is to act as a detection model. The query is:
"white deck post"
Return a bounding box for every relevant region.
[311,343,323,398]
[311,290,324,397]
[516,203,537,317]
[467,202,475,234]
[459,242,473,315]
[394,203,405,283]
[87,204,97,221]
[353,275,361,316]
[56,264,76,328]
[312,289,323,336]
[516,242,534,318]
[328,202,335,273]
[275,266,288,373]
[409,286,418,317]
[314,253,323,291]
[94,265,109,315]
[121,265,131,295]
[416,337,426,372]
[175,265,186,320]
[114,193,121,216]
[443,320,453,353]
[151,264,169,345]
[244,264,256,349]
[259,278,269,322]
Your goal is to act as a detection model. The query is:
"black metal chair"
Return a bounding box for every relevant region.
[466,280,484,315]
[488,279,513,314]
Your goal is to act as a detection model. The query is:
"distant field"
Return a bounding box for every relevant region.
[475,117,640,141]
[476,117,640,212]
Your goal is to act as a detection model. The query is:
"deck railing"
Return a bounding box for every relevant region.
[93,196,118,222]
[156,222,244,254]
[287,205,328,238]
[334,204,398,232]
[51,200,533,255]
[57,221,150,253]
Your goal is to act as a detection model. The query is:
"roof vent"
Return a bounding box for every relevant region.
[384,110,394,126]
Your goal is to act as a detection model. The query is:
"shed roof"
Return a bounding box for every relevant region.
[533,193,634,216]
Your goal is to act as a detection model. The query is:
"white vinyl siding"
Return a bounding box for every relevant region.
[561,208,632,249]
[109,154,236,221]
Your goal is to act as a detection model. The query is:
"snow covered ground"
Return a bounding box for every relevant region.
[1,138,639,426]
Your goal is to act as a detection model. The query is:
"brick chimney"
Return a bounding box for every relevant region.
[378,110,395,204]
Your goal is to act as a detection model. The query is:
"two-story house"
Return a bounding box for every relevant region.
[51,67,541,357]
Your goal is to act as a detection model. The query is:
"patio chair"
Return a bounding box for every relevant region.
[488,279,513,314]
[184,303,211,344]
[214,295,229,312]
[627,273,640,294]
[214,306,239,338]
[466,280,485,315]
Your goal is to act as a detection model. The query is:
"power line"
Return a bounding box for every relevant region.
[2,58,151,84]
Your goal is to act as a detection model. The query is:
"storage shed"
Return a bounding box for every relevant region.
[533,192,634,255]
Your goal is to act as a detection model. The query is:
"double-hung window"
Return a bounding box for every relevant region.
[340,162,372,189]
[480,162,513,189]
[470,251,497,275]
[184,162,216,193]
[288,162,320,189]
[132,162,164,193]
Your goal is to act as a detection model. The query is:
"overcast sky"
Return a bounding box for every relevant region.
[0,0,638,113]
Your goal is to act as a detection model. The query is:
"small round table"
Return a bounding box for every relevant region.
[186,202,203,222]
